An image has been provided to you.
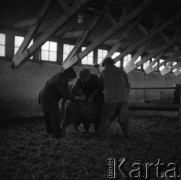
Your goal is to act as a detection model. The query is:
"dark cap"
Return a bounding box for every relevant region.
[102,57,114,67]
[79,69,90,79]
[64,67,76,80]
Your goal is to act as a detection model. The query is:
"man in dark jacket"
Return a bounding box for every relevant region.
[72,69,101,102]
[39,67,76,138]
[63,69,103,133]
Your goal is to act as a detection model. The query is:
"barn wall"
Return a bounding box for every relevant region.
[0,60,181,119]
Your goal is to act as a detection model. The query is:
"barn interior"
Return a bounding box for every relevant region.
[0,0,181,179]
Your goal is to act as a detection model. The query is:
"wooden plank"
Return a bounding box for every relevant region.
[160,49,181,75]
[13,18,38,28]
[63,0,153,69]
[136,36,181,68]
[113,11,181,64]
[125,41,151,73]
[13,0,53,62]
[174,66,181,76]
[63,31,83,38]
[105,12,117,26]
[12,0,89,68]
[63,14,101,64]
[99,15,142,68]
[56,0,70,11]
[144,52,164,74]
[137,24,149,35]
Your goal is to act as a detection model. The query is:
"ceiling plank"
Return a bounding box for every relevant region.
[173,66,181,76]
[105,12,117,25]
[144,52,164,74]
[98,16,142,71]
[13,18,38,28]
[136,36,181,68]
[12,0,89,68]
[63,13,101,64]
[125,40,152,73]
[13,0,53,64]
[63,0,154,69]
[63,31,83,38]
[160,49,181,75]
[56,0,70,11]
[113,11,181,65]
[102,15,142,59]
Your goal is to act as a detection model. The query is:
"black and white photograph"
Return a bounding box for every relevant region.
[0,0,181,179]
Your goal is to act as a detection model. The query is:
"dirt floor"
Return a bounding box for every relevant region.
[0,111,181,180]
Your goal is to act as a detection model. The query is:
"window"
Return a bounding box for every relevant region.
[14,36,33,59]
[123,54,131,67]
[159,59,165,71]
[97,49,108,64]
[41,41,57,61]
[143,60,151,70]
[81,47,93,65]
[134,56,141,69]
[0,33,5,56]
[112,52,121,67]
[151,58,158,70]
[63,44,74,62]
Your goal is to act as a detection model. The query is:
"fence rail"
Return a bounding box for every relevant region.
[128,87,181,121]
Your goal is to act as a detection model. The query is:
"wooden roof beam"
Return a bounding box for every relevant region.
[144,52,164,74]
[13,0,53,63]
[160,49,181,75]
[136,36,181,69]
[173,66,181,76]
[12,0,89,68]
[13,18,38,28]
[125,41,152,73]
[98,16,142,71]
[113,11,181,69]
[63,0,153,69]
[56,0,70,11]
[63,13,101,64]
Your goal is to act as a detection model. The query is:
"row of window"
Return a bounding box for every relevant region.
[0,33,177,71]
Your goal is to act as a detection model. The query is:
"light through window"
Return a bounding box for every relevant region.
[41,41,57,61]
[134,56,141,69]
[0,33,5,56]
[123,54,131,67]
[97,49,108,64]
[143,60,151,70]
[81,47,93,65]
[159,59,165,71]
[63,44,74,62]
[112,52,121,67]
[14,36,33,59]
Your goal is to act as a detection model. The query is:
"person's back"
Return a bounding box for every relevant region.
[41,72,68,103]
[101,65,129,103]
[99,57,130,139]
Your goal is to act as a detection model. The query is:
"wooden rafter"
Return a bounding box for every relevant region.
[63,0,153,69]
[113,11,181,68]
[136,36,181,69]
[56,0,70,11]
[160,49,181,75]
[173,65,181,76]
[13,18,38,28]
[144,52,164,74]
[12,0,89,68]
[98,15,142,71]
[13,0,53,63]
[63,13,101,64]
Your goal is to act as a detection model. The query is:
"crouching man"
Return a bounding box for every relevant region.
[62,69,103,134]
[39,68,76,138]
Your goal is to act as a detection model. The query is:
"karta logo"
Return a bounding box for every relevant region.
[107,158,181,179]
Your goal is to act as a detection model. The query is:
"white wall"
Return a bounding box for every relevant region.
[0,60,181,118]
